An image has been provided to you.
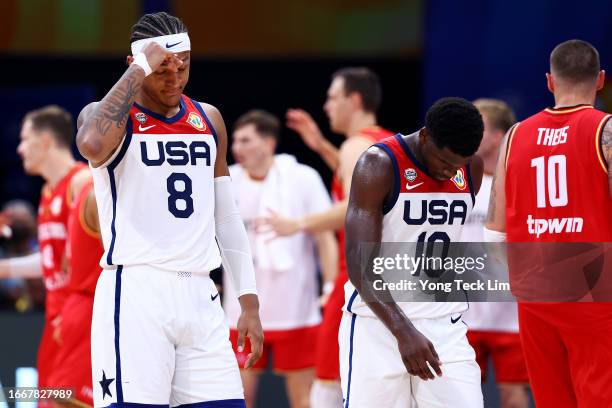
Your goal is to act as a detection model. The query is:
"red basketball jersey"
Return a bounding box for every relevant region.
[505,105,612,242]
[331,126,395,279]
[38,163,86,319]
[67,180,104,295]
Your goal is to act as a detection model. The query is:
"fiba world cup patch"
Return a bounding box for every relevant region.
[404,168,417,182]
[135,112,148,124]
[186,112,206,131]
[451,168,467,190]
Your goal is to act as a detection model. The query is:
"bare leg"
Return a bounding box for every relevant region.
[499,383,529,408]
[284,368,315,408]
[240,369,262,408]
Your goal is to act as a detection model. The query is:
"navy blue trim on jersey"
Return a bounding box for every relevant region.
[133,96,186,124]
[375,143,400,215]
[106,168,118,266]
[346,289,359,313]
[175,400,246,408]
[106,121,133,266]
[102,403,168,408]
[108,119,134,171]
[465,162,475,205]
[344,314,357,408]
[191,98,219,147]
[395,134,432,177]
[114,265,124,404]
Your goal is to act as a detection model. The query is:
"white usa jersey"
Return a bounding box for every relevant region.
[344,133,475,319]
[91,96,222,273]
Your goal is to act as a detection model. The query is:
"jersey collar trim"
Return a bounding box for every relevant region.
[395,133,432,178]
[133,96,186,124]
[544,104,593,114]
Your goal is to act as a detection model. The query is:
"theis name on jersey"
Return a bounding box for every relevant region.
[140,139,211,167]
[536,126,569,146]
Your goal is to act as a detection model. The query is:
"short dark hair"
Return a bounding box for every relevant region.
[473,98,516,133]
[550,39,600,84]
[332,67,382,113]
[234,110,281,140]
[425,97,484,157]
[24,105,74,149]
[130,12,187,43]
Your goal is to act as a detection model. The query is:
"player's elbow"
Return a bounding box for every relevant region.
[76,129,105,162]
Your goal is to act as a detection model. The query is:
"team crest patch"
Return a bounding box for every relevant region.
[404,168,417,182]
[451,169,467,190]
[50,197,63,216]
[135,112,147,124]
[186,112,206,131]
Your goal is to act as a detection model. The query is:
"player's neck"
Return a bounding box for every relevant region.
[406,132,427,167]
[553,91,596,109]
[136,93,181,118]
[346,112,376,138]
[246,155,274,181]
[41,150,76,188]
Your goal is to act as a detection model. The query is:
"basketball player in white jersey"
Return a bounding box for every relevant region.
[341,97,484,407]
[76,12,262,408]
[460,99,529,408]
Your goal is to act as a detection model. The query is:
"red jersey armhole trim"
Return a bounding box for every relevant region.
[78,183,100,239]
[595,114,611,173]
[504,123,520,170]
[65,164,87,206]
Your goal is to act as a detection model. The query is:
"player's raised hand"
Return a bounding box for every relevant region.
[255,209,301,239]
[237,294,264,369]
[396,326,442,381]
[286,109,326,152]
[141,42,183,73]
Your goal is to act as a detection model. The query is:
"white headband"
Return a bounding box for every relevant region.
[131,32,191,55]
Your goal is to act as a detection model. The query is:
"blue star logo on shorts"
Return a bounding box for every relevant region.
[99,370,115,399]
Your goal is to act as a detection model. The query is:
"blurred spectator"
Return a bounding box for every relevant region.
[0,200,40,311]
[224,109,338,408]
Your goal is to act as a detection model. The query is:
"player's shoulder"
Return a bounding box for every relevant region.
[339,135,374,162]
[68,166,92,205]
[70,167,92,191]
[356,144,394,174]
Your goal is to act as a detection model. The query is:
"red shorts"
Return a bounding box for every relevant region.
[315,274,346,380]
[467,330,528,383]
[518,302,612,407]
[230,325,318,372]
[49,293,94,406]
[37,318,61,388]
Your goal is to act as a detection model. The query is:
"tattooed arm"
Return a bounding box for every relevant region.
[76,42,181,167]
[602,119,612,198]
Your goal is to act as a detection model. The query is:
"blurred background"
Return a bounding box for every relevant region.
[1,0,611,406]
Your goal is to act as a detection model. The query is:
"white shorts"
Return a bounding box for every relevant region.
[339,311,482,408]
[91,265,245,407]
